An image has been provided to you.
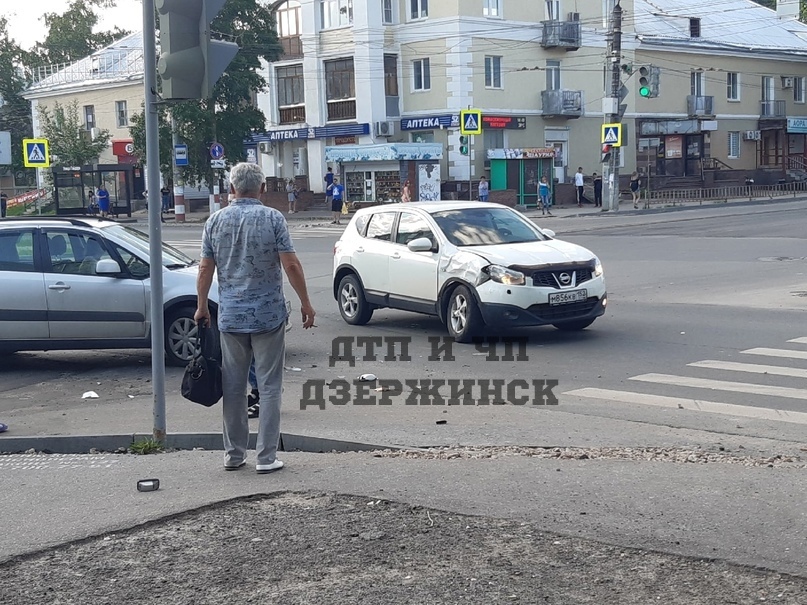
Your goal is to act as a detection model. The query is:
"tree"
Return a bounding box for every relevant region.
[130,0,283,187]
[129,105,174,183]
[37,100,111,166]
[0,18,34,176]
[32,1,130,67]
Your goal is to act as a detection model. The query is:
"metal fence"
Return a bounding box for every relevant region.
[641,181,807,206]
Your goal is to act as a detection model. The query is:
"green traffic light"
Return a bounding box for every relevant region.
[639,86,651,97]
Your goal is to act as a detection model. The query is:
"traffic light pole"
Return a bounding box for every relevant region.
[143,0,167,442]
[603,1,623,212]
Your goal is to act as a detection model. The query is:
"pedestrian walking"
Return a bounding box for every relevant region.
[593,172,603,207]
[286,179,296,214]
[538,176,552,215]
[1,191,8,218]
[160,185,171,214]
[401,179,411,203]
[324,167,334,206]
[574,167,585,207]
[195,162,316,474]
[96,184,110,217]
[630,172,641,208]
[478,175,489,202]
[331,177,345,224]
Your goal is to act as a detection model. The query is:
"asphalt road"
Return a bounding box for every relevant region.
[2,202,807,445]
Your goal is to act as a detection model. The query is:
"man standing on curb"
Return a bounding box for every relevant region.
[574,167,585,207]
[0,191,7,218]
[195,162,316,474]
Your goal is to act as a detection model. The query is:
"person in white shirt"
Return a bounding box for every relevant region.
[574,167,585,207]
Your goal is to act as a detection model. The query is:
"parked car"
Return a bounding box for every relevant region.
[333,201,606,342]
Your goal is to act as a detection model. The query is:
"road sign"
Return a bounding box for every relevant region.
[211,159,226,169]
[174,144,188,166]
[23,138,50,168]
[460,109,482,135]
[601,123,622,147]
[210,142,225,159]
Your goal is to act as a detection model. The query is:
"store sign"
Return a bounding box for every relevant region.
[335,136,358,145]
[255,123,370,142]
[487,148,556,159]
[482,115,526,130]
[400,114,460,131]
[787,117,807,133]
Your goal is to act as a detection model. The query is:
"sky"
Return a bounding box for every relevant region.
[3,1,144,52]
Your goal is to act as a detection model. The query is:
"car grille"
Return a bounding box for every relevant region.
[532,267,594,289]
[528,297,600,320]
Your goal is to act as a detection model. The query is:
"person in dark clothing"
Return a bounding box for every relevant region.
[0,192,8,218]
[592,172,603,207]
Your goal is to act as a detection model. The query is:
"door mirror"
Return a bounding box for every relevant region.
[96,258,123,275]
[408,237,435,252]
[542,228,555,239]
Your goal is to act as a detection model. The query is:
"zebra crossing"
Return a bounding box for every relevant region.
[165,226,345,252]
[564,336,807,425]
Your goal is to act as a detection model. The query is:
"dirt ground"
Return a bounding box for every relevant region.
[1,492,805,605]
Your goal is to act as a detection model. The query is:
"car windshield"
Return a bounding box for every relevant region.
[431,207,546,247]
[101,224,195,268]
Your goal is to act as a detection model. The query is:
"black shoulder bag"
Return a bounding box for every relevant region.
[181,324,223,407]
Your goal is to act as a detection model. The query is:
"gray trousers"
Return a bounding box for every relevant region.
[220,323,285,466]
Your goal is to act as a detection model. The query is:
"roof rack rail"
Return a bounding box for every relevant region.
[0,215,116,227]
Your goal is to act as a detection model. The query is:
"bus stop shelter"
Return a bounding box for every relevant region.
[52,164,134,217]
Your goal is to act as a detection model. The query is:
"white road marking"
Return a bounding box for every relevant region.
[564,387,807,425]
[787,337,807,344]
[741,347,807,360]
[688,360,807,379]
[630,373,807,400]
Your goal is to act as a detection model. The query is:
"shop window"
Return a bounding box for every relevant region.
[413,58,430,91]
[411,131,434,143]
[321,0,353,29]
[728,132,740,159]
[365,212,396,241]
[115,101,128,127]
[484,129,504,166]
[410,0,428,20]
[325,58,356,121]
[726,72,739,102]
[485,56,502,89]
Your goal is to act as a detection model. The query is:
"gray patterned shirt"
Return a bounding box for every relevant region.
[201,198,294,333]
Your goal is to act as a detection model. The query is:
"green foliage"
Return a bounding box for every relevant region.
[0,18,34,175]
[37,100,111,166]
[129,106,174,184]
[128,438,165,455]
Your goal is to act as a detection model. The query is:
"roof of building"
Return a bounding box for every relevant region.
[24,31,145,98]
[634,0,807,54]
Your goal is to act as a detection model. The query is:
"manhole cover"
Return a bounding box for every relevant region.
[758,256,807,262]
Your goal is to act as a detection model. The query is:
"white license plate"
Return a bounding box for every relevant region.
[548,289,587,306]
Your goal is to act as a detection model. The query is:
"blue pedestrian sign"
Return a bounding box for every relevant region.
[174,144,188,166]
[460,109,482,135]
[210,143,225,159]
[23,138,50,168]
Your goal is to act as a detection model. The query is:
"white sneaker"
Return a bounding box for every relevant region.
[256,460,284,474]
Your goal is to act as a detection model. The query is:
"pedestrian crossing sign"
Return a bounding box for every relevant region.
[23,138,50,168]
[601,123,622,147]
[460,109,483,135]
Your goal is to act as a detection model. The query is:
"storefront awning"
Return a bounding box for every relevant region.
[325,143,442,163]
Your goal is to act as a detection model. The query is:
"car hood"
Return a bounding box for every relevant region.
[464,239,594,267]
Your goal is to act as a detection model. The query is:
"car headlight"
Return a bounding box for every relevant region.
[486,264,526,286]
[593,258,603,277]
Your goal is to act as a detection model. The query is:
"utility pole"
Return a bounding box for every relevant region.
[603,1,623,212]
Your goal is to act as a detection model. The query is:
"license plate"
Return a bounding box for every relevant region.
[548,289,587,306]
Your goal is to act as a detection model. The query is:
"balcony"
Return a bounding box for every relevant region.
[541,20,581,50]
[327,99,357,121]
[760,100,786,118]
[541,89,583,118]
[687,95,714,117]
[280,36,303,58]
[278,105,306,125]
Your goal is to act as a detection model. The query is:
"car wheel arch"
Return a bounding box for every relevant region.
[438,279,482,323]
[333,265,366,300]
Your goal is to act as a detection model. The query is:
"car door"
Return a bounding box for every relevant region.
[42,229,148,340]
[387,212,439,306]
[352,211,396,296]
[0,228,49,340]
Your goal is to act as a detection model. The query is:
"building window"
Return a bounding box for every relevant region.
[602,0,615,27]
[410,0,428,19]
[726,72,739,101]
[545,0,559,20]
[485,56,502,89]
[546,60,561,91]
[410,131,434,143]
[382,0,394,24]
[728,132,740,159]
[115,101,128,128]
[484,0,501,17]
[484,129,504,157]
[84,105,95,131]
[278,1,302,56]
[413,58,430,91]
[277,65,306,124]
[321,0,353,29]
[384,54,399,96]
[762,76,774,101]
[690,71,704,97]
[795,77,806,103]
[689,18,701,38]
[325,58,356,120]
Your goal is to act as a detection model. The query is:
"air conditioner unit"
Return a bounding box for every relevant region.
[743,130,761,141]
[375,121,395,137]
[258,141,274,154]
[782,77,794,89]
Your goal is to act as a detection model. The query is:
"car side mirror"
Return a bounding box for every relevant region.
[96,259,123,275]
[408,237,435,253]
[542,228,555,239]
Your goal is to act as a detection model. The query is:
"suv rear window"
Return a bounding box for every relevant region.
[0,230,36,272]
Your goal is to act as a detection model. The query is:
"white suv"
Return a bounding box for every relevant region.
[333,202,606,342]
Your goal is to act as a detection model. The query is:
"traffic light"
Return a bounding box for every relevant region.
[156,0,240,101]
[601,144,612,163]
[638,65,660,98]
[459,135,469,156]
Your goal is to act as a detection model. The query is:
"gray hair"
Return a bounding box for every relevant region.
[230,162,265,195]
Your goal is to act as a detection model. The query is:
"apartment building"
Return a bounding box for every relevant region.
[254,0,807,202]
